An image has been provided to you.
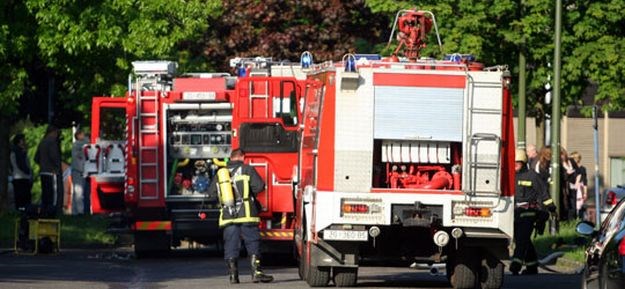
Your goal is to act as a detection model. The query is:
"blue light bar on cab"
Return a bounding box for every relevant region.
[354,54,382,61]
[444,54,476,62]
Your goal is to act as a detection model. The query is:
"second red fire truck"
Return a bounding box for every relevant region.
[84,57,313,255]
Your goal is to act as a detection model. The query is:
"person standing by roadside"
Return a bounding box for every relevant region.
[10,134,33,211]
[570,151,588,220]
[35,125,62,216]
[71,130,90,215]
[560,147,579,220]
[526,144,539,171]
[533,146,552,185]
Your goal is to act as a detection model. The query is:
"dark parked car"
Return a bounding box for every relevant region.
[577,197,625,289]
[601,185,625,222]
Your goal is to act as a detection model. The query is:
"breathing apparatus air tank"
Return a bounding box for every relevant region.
[217,168,235,208]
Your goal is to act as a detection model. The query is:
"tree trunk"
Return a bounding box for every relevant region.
[0,116,11,213]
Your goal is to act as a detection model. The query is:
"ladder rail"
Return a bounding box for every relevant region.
[464,75,505,199]
[248,79,270,118]
[469,133,502,198]
[136,76,161,200]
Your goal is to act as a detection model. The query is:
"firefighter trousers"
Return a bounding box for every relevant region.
[223,223,260,260]
[510,208,538,273]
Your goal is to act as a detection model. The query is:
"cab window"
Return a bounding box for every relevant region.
[100,107,126,141]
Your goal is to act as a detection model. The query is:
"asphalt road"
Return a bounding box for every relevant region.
[0,248,583,289]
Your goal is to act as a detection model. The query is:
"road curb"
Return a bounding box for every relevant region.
[554,256,584,274]
[538,251,584,274]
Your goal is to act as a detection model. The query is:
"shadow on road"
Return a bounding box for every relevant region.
[357,271,450,288]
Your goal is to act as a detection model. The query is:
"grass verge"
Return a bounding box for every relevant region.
[533,220,586,264]
[1,211,116,249]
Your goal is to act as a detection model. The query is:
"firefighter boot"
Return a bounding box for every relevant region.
[226,258,240,284]
[509,261,522,276]
[250,255,274,283]
[521,265,538,275]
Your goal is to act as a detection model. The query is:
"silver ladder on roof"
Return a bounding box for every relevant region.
[464,77,504,197]
[247,76,270,118]
[137,77,160,200]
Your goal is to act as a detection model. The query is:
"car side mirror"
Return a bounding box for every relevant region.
[576,221,596,236]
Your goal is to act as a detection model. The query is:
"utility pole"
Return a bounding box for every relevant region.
[550,0,562,225]
[592,106,601,229]
[517,0,527,150]
[518,49,527,149]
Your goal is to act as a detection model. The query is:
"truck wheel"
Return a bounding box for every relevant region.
[479,254,503,289]
[307,265,330,287]
[298,256,306,280]
[333,267,358,287]
[298,243,308,280]
[448,251,478,289]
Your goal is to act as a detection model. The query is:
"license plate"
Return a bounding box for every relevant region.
[323,230,368,241]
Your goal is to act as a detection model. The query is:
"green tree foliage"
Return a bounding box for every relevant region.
[24,0,222,120]
[0,0,221,212]
[1,0,38,211]
[566,0,625,111]
[0,1,34,118]
[365,0,625,114]
[203,0,389,70]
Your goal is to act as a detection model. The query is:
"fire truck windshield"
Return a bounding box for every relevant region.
[99,107,125,141]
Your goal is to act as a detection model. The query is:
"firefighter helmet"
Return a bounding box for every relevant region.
[515,149,527,163]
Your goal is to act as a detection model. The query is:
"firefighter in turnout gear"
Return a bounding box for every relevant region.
[207,149,274,284]
[510,149,556,275]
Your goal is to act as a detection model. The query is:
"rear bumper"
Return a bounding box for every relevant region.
[312,190,514,239]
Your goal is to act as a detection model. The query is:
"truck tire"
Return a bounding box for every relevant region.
[333,267,358,287]
[298,243,308,280]
[448,251,478,289]
[307,265,330,287]
[479,254,503,289]
[298,255,306,280]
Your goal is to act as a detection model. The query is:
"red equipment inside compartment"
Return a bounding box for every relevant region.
[387,164,453,190]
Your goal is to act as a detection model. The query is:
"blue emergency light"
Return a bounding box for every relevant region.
[345,57,356,72]
[300,51,313,68]
[444,54,475,62]
[354,54,382,61]
[237,66,247,77]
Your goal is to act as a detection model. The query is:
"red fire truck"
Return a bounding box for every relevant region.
[84,57,312,255]
[294,10,515,289]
